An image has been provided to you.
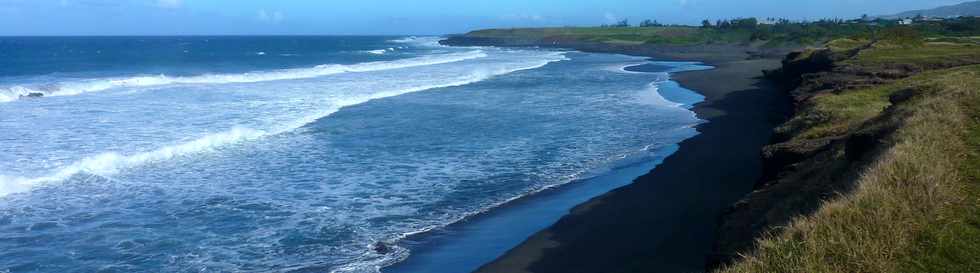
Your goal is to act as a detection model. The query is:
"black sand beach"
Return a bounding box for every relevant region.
[474,56,792,273]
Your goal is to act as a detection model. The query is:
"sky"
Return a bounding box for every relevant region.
[0,0,968,35]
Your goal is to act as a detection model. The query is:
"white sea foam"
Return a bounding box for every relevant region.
[0,48,710,273]
[0,127,268,197]
[363,47,399,55]
[609,62,655,74]
[0,51,568,198]
[609,62,698,108]
[0,50,488,103]
[636,81,685,108]
[389,36,445,47]
[388,36,419,43]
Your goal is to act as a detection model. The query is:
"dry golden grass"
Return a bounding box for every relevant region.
[720,65,980,273]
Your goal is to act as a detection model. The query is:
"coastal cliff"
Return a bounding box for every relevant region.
[715,38,980,272]
[442,28,793,273]
[440,23,980,273]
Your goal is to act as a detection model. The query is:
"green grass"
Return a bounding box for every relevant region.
[847,42,980,69]
[720,64,980,273]
[778,41,980,141]
[466,26,753,45]
[463,21,980,272]
[461,18,980,49]
[899,71,980,272]
[793,85,893,140]
[926,36,980,45]
[825,38,869,51]
[472,22,980,273]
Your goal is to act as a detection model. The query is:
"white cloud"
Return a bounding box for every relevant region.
[157,0,181,9]
[604,12,619,23]
[257,9,285,23]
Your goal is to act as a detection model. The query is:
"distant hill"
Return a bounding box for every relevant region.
[881,1,980,19]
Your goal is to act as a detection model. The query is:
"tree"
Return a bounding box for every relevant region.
[717,19,731,29]
[712,18,758,29]
[613,19,630,27]
[701,19,713,28]
[947,16,980,32]
[738,17,759,29]
[639,19,662,27]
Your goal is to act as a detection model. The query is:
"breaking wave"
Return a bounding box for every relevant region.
[364,48,397,55]
[0,51,568,198]
[0,50,488,103]
[389,36,445,47]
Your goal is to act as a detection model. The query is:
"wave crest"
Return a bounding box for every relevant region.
[0,127,267,197]
[389,36,445,47]
[0,51,568,198]
[0,50,488,103]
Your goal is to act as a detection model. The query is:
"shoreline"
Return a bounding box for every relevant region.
[384,145,679,273]
[382,59,713,273]
[448,40,792,273]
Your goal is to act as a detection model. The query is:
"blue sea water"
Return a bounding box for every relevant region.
[0,36,705,272]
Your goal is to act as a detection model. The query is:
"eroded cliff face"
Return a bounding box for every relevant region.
[711,41,980,269]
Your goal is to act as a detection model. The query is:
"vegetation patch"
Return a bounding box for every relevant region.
[790,85,894,140]
[720,63,980,273]
[461,17,980,48]
[849,42,980,69]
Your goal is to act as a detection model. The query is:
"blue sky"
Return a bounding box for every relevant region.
[0,0,967,35]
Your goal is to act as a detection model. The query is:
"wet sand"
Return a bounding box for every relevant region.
[475,56,792,273]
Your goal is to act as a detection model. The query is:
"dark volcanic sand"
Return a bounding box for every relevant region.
[475,57,791,273]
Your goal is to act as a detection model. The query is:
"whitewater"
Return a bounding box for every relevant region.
[0,47,566,197]
[0,50,489,103]
[0,36,704,273]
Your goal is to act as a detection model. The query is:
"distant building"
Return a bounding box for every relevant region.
[913,15,945,23]
[899,18,913,25]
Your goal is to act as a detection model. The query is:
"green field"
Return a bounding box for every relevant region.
[466,26,752,45]
[461,17,980,48]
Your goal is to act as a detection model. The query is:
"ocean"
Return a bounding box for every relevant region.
[0,36,706,272]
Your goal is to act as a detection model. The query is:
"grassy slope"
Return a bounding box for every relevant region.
[463,25,866,47]
[849,43,980,69]
[783,42,980,141]
[720,42,980,272]
[457,18,980,51]
[457,22,980,272]
[465,26,752,45]
[460,23,978,48]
